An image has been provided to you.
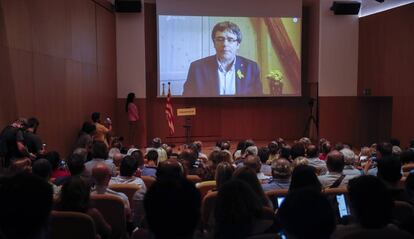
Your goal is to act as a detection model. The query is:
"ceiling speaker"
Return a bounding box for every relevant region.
[330,1,361,15]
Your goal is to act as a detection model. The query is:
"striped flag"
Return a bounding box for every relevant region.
[165,83,175,135]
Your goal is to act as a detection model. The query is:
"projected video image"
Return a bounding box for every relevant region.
[158,16,301,97]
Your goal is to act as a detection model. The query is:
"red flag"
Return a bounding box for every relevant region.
[165,83,175,135]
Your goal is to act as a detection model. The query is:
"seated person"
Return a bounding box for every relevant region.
[332,175,413,239]
[306,144,328,175]
[262,158,292,191]
[144,178,201,239]
[318,150,357,189]
[142,150,158,178]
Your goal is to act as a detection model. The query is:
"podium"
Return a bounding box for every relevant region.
[177,108,196,144]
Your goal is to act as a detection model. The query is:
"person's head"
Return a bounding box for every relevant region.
[278,189,336,239]
[45,151,61,171]
[245,145,258,157]
[233,167,268,206]
[215,162,235,190]
[292,156,309,168]
[0,172,53,239]
[321,141,331,154]
[348,175,393,228]
[156,159,185,182]
[67,153,86,176]
[126,92,135,112]
[179,149,198,170]
[73,147,88,160]
[376,142,393,159]
[81,121,96,135]
[119,155,138,177]
[291,143,306,160]
[214,179,263,239]
[211,21,242,63]
[146,150,159,165]
[410,139,414,148]
[306,144,318,158]
[152,137,162,148]
[221,140,231,150]
[130,149,144,167]
[59,176,91,212]
[218,150,233,164]
[257,147,270,164]
[26,117,40,133]
[289,165,321,192]
[377,155,402,184]
[268,141,279,155]
[108,147,120,159]
[340,148,356,166]
[271,158,292,180]
[91,112,100,123]
[144,178,201,239]
[400,150,414,164]
[244,154,261,173]
[92,141,108,159]
[390,138,400,147]
[32,158,52,180]
[405,172,414,200]
[241,139,255,155]
[326,150,345,173]
[92,163,111,186]
[280,145,292,160]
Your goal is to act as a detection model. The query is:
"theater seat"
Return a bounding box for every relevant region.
[196,180,216,199]
[49,210,97,239]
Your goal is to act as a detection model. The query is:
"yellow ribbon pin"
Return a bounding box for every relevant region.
[237,69,244,80]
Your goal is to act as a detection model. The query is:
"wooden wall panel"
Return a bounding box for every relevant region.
[0,0,116,155]
[358,3,414,147]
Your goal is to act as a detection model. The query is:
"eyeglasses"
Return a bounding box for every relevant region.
[214,37,238,43]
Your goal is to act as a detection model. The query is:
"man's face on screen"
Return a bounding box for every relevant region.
[214,30,240,63]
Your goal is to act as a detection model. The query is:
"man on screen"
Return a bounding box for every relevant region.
[183,21,262,96]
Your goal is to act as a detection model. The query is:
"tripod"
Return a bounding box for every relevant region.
[303,98,318,139]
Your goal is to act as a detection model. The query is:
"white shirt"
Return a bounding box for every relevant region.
[217,59,236,95]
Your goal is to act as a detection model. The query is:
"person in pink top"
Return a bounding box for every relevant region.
[126,92,139,146]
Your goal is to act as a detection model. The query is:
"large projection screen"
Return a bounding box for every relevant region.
[157,0,302,98]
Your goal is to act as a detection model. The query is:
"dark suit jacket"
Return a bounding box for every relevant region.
[183,55,262,96]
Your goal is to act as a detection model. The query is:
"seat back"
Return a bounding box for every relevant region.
[186,175,202,184]
[90,194,127,239]
[392,200,414,224]
[201,191,218,230]
[49,210,96,239]
[141,176,156,189]
[109,183,140,208]
[196,180,216,199]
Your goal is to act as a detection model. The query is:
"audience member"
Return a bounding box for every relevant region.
[214,179,264,239]
[0,172,53,239]
[289,165,322,192]
[215,162,234,191]
[32,158,61,200]
[45,151,70,179]
[85,141,117,176]
[23,117,44,158]
[73,121,96,153]
[244,154,271,182]
[156,159,185,182]
[319,141,331,161]
[278,188,336,239]
[56,176,112,239]
[258,147,272,176]
[340,148,362,176]
[142,150,158,177]
[306,144,327,175]
[91,112,112,147]
[262,158,291,191]
[146,137,168,163]
[318,150,357,189]
[144,178,201,239]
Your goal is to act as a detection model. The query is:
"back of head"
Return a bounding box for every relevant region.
[258,147,270,164]
[376,142,393,158]
[0,172,53,239]
[144,179,201,239]
[326,150,345,173]
[268,141,279,155]
[280,145,292,160]
[390,138,400,147]
[45,151,61,170]
[271,158,292,179]
[289,165,321,192]
[26,117,40,132]
[81,121,96,135]
[400,150,414,164]
[377,155,402,184]
[120,155,138,177]
[156,159,184,182]
[215,162,235,190]
[340,148,356,165]
[92,163,111,186]
[32,158,52,180]
[214,179,262,239]
[59,176,90,212]
[348,175,393,228]
[146,150,159,163]
[244,155,261,173]
[91,112,100,123]
[67,153,86,176]
[92,141,108,159]
[291,143,306,159]
[233,167,267,206]
[306,144,318,158]
[278,188,336,239]
[130,149,144,167]
[152,137,162,148]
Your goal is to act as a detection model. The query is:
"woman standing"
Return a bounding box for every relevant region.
[126,92,139,146]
